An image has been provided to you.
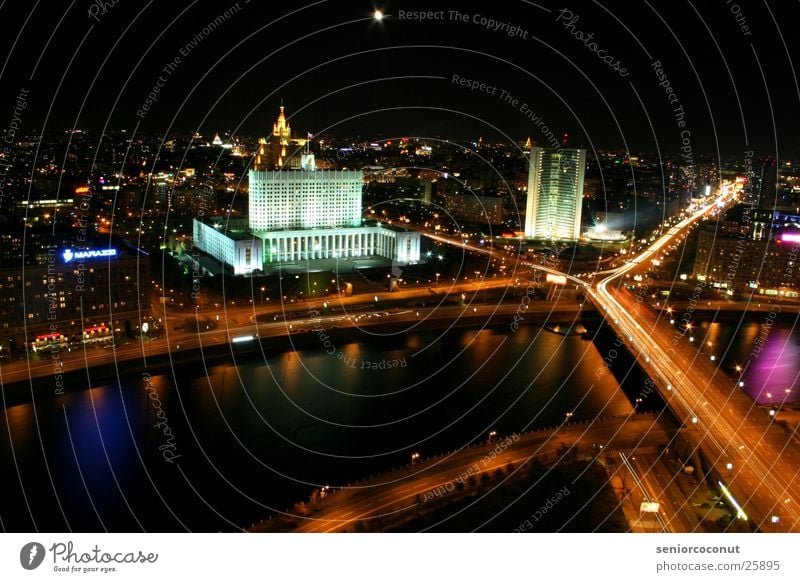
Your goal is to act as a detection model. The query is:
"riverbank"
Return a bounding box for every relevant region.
[0,302,595,408]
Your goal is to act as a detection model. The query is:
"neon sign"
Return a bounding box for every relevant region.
[62,248,118,262]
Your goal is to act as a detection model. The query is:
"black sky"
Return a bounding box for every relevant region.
[1,0,798,157]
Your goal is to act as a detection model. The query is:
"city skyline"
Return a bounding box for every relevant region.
[0,2,798,156]
[3,3,800,576]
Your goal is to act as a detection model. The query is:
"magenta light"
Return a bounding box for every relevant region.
[781,233,800,243]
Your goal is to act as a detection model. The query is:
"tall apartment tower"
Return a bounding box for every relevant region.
[524,147,586,240]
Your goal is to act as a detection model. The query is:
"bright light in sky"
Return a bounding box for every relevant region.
[374,9,384,21]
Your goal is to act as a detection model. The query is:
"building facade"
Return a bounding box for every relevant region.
[524,147,586,240]
[0,240,150,351]
[192,217,263,276]
[248,168,362,231]
[192,104,421,273]
[258,224,420,263]
[693,220,800,296]
[442,191,504,225]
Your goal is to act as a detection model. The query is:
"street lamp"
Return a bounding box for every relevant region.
[411,452,420,467]
[565,411,574,422]
[435,273,441,285]
[488,430,497,442]
[260,286,266,305]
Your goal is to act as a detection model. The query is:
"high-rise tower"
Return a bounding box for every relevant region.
[524,147,586,240]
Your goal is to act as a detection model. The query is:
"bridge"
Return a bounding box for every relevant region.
[589,186,800,532]
[426,181,800,532]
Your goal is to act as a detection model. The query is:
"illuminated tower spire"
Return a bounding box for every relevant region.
[254,102,294,170]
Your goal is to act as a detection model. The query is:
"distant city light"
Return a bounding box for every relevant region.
[373,9,384,20]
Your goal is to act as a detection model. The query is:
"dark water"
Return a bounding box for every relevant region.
[4,314,793,532]
[693,317,800,405]
[0,322,651,532]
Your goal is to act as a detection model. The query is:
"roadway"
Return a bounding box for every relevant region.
[590,181,800,531]
[253,413,678,533]
[0,298,589,387]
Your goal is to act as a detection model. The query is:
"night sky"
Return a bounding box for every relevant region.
[1,0,798,156]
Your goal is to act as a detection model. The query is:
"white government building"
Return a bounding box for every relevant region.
[192,106,421,275]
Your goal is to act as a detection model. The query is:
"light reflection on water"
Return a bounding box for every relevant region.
[701,320,800,405]
[0,325,644,531]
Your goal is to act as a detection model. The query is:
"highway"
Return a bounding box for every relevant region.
[590,181,800,532]
[0,299,588,387]
[10,181,795,534]
[253,414,678,533]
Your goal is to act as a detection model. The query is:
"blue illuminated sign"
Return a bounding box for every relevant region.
[62,248,118,262]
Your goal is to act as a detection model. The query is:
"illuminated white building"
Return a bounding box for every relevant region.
[192,105,421,274]
[248,166,362,231]
[192,217,263,276]
[524,147,586,240]
[258,224,420,264]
